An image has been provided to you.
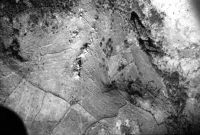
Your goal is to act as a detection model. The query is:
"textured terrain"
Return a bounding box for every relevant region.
[0,0,200,135]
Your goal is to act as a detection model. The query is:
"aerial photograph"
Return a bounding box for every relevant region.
[1,0,200,135]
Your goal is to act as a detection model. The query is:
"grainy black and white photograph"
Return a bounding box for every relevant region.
[1,0,200,135]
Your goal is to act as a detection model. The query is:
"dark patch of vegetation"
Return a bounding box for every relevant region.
[29,14,39,25]
[151,60,191,134]
[69,96,79,106]
[72,43,90,77]
[138,37,166,57]
[99,37,105,47]
[126,79,143,97]
[99,41,103,47]
[28,0,79,11]
[1,38,27,62]
[80,43,89,50]
[120,124,132,135]
[164,71,188,113]
[165,113,192,135]
[102,80,118,93]
[0,0,27,18]
[124,39,131,48]
[0,39,31,78]
[126,78,160,100]
[117,63,126,71]
[102,38,113,58]
[94,0,116,10]
[162,71,191,134]
[129,10,165,58]
[149,8,165,26]
[0,0,79,19]
[72,57,82,77]
[28,13,40,31]
[195,93,200,101]
[13,28,20,36]
[130,11,145,29]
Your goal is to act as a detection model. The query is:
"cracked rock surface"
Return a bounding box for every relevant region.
[0,0,200,135]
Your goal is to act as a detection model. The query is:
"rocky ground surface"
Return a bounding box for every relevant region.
[0,0,200,135]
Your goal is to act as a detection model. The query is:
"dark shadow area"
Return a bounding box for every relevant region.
[0,105,28,135]
[191,0,200,24]
[0,0,79,18]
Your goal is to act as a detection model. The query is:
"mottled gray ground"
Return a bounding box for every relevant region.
[0,0,200,135]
